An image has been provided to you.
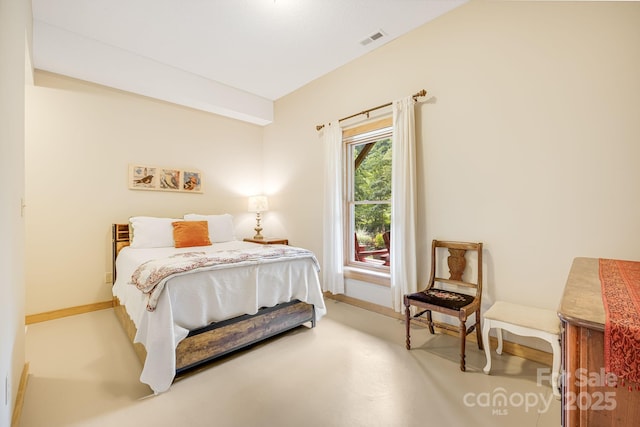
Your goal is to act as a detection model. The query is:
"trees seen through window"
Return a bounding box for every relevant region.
[346,121,392,268]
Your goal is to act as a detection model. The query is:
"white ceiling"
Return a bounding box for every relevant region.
[31,0,466,125]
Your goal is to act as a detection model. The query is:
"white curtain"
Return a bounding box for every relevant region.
[321,121,345,294]
[390,97,418,312]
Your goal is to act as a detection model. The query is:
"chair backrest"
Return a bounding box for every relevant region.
[383,231,390,251]
[354,233,365,262]
[428,240,483,298]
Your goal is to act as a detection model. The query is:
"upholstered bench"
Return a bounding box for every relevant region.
[482,301,561,398]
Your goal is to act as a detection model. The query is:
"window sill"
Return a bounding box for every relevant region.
[344,266,390,287]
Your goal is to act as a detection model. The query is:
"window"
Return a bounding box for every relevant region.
[344,117,392,271]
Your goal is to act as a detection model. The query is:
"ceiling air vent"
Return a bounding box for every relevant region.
[360,30,386,46]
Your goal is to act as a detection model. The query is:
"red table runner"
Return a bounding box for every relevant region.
[600,258,640,385]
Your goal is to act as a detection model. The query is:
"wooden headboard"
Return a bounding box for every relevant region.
[112,224,131,283]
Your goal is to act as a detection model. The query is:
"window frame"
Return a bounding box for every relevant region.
[343,117,393,276]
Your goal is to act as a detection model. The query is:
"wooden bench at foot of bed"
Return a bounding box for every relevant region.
[113,297,315,374]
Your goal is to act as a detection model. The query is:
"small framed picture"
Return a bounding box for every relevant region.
[128,164,203,194]
[182,170,203,192]
[129,165,157,190]
[159,168,181,191]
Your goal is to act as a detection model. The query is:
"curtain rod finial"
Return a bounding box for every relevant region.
[414,89,427,98]
[316,124,325,131]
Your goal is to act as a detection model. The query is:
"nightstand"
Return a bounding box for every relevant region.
[243,237,289,245]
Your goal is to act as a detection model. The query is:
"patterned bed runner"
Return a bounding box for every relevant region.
[599,258,640,386]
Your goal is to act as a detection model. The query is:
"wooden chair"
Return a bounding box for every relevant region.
[381,231,390,266]
[354,233,388,265]
[404,240,483,371]
[383,231,391,251]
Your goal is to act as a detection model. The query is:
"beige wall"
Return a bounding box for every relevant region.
[25,72,266,314]
[0,0,29,422]
[264,1,640,310]
[23,1,640,320]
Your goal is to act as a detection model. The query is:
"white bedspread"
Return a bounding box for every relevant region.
[112,240,326,394]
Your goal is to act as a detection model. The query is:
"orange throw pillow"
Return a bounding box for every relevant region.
[172,221,212,248]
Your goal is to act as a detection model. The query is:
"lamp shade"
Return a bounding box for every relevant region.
[248,195,269,212]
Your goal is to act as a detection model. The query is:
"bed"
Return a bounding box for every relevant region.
[111,216,326,394]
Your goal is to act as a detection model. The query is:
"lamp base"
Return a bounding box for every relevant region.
[253,212,264,239]
[253,227,264,240]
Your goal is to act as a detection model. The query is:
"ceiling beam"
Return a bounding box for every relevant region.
[32,20,273,126]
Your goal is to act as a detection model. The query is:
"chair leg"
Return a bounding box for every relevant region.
[459,319,467,372]
[475,309,484,350]
[426,310,435,334]
[404,302,411,350]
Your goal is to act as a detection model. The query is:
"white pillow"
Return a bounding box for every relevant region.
[183,213,235,243]
[129,216,182,248]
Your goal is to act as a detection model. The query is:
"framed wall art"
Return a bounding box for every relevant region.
[128,164,203,193]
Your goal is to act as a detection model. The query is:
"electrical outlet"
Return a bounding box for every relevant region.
[105,272,113,284]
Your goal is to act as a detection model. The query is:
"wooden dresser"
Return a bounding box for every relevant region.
[558,257,640,426]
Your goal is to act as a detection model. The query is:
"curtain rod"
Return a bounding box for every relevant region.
[315,89,426,131]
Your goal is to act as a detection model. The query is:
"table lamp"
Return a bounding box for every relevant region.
[248,195,269,239]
